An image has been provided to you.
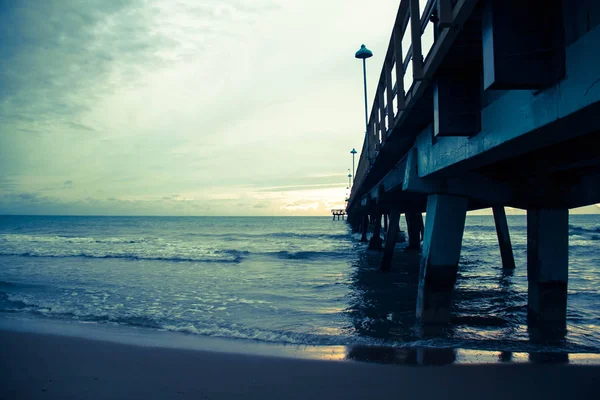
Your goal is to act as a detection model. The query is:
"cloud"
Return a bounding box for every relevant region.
[0,0,401,216]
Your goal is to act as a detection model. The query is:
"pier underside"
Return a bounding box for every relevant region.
[346,0,600,337]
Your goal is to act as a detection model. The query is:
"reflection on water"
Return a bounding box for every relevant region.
[343,346,593,365]
[347,248,421,343]
[346,345,456,365]
[344,228,594,362]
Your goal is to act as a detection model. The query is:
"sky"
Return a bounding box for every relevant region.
[1,1,598,217]
[0,0,406,216]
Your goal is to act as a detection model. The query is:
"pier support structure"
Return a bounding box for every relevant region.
[527,209,569,329]
[417,195,468,325]
[368,212,383,250]
[405,212,423,250]
[492,206,515,269]
[383,214,388,235]
[380,210,401,271]
[360,214,369,243]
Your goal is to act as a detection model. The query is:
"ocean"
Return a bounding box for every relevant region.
[1,214,599,356]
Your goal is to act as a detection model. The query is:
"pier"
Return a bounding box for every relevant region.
[346,0,600,333]
[331,209,346,220]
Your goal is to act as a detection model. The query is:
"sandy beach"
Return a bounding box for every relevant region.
[1,329,598,400]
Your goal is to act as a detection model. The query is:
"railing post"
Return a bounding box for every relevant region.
[409,0,424,80]
[385,58,395,130]
[378,84,386,143]
[368,118,376,160]
[393,26,406,112]
[372,112,379,154]
[374,105,382,150]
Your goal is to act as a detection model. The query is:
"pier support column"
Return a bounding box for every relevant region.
[368,213,383,250]
[493,206,515,269]
[381,210,401,271]
[416,195,468,325]
[527,209,568,329]
[383,214,388,234]
[349,213,360,232]
[405,212,423,250]
[360,215,369,242]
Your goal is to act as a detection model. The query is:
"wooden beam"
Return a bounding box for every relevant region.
[409,0,424,80]
[378,85,387,143]
[393,26,406,111]
[385,60,396,130]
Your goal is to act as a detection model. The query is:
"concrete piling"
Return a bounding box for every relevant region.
[360,214,369,242]
[493,206,515,269]
[405,211,423,250]
[526,209,568,329]
[380,210,401,271]
[416,195,468,325]
[368,213,383,250]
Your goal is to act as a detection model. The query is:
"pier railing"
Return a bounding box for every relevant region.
[349,0,475,208]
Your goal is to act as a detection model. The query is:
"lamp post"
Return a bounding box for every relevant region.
[350,148,357,183]
[355,44,373,166]
[347,169,352,190]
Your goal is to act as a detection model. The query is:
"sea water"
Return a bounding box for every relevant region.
[1,215,599,354]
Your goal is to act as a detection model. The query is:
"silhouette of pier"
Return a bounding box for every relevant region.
[331,209,346,220]
[346,0,600,335]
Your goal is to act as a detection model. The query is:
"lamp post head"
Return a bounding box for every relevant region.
[350,148,357,155]
[355,44,373,59]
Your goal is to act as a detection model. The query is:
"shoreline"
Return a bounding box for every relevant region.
[1,328,599,400]
[2,315,600,366]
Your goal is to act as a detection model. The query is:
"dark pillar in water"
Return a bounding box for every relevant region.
[381,210,401,271]
[368,212,383,250]
[397,215,406,243]
[416,195,468,325]
[527,209,568,330]
[353,214,361,232]
[493,206,515,269]
[405,211,422,250]
[360,214,369,242]
[383,213,388,234]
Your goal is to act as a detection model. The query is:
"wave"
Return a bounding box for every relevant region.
[0,247,345,263]
[271,250,347,260]
[0,280,19,289]
[0,251,244,263]
[569,225,600,235]
[0,234,150,245]
[2,293,599,353]
[185,232,350,240]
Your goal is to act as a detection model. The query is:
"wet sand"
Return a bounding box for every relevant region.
[1,329,597,400]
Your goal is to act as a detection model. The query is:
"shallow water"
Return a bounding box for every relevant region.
[0,215,599,353]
